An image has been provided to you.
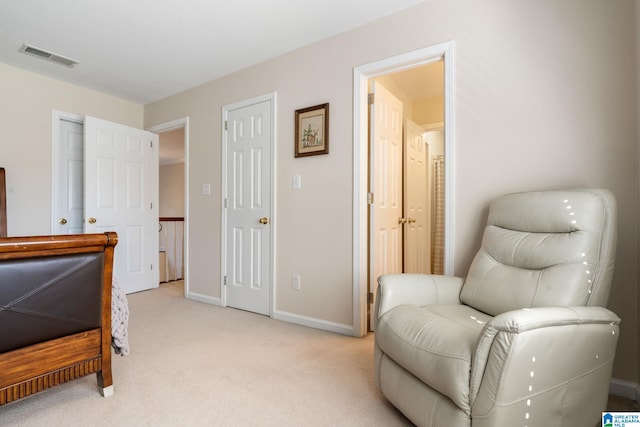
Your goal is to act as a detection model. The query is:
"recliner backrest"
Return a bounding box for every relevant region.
[460,189,617,316]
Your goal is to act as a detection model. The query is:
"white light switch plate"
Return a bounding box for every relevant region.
[292,175,302,190]
[201,183,211,195]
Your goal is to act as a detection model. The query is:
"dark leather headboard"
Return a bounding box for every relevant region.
[0,251,105,353]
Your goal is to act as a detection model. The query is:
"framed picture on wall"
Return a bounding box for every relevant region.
[295,103,329,157]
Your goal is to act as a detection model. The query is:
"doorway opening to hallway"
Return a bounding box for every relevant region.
[352,41,455,336]
[148,118,190,299]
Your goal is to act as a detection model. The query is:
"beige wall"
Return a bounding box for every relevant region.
[145,0,639,382]
[0,62,144,236]
[159,162,185,218]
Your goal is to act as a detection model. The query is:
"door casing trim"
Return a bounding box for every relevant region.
[352,41,455,337]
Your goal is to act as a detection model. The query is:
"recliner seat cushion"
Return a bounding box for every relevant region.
[376,304,491,412]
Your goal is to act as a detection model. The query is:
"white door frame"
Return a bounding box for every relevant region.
[352,41,455,337]
[220,92,276,314]
[147,117,190,298]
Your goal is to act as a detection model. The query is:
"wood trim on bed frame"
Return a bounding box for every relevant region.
[0,232,118,405]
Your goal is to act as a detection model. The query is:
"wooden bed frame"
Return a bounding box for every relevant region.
[0,168,118,405]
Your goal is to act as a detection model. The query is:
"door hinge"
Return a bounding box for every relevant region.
[368,93,374,105]
[150,140,153,148]
[224,121,228,131]
[367,192,374,205]
[224,198,228,208]
[224,275,228,286]
[367,292,374,304]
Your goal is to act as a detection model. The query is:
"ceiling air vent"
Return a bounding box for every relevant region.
[19,44,78,68]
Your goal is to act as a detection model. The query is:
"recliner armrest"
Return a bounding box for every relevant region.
[483,306,620,333]
[375,274,464,327]
[470,306,620,419]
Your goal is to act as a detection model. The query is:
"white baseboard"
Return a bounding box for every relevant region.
[186,291,221,306]
[610,378,640,402]
[272,310,354,336]
[183,293,352,335]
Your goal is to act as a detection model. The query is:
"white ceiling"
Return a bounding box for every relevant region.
[0,0,425,104]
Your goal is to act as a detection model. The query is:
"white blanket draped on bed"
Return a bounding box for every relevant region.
[111,277,130,356]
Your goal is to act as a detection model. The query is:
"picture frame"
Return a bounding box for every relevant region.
[295,103,329,157]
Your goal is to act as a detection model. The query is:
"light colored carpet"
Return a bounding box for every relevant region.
[0,281,411,427]
[1,281,635,426]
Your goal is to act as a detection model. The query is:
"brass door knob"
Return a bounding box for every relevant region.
[88,217,97,224]
[398,217,407,224]
[407,218,416,224]
[58,218,67,225]
[259,217,270,224]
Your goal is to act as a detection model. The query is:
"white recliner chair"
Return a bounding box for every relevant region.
[374,189,619,427]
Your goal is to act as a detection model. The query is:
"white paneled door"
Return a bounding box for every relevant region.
[54,118,84,235]
[223,96,273,316]
[84,116,158,294]
[370,81,404,329]
[404,118,430,274]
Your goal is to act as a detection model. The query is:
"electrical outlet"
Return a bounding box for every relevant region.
[292,274,301,290]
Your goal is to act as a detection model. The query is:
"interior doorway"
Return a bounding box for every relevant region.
[148,118,190,298]
[352,41,455,337]
[368,62,445,330]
